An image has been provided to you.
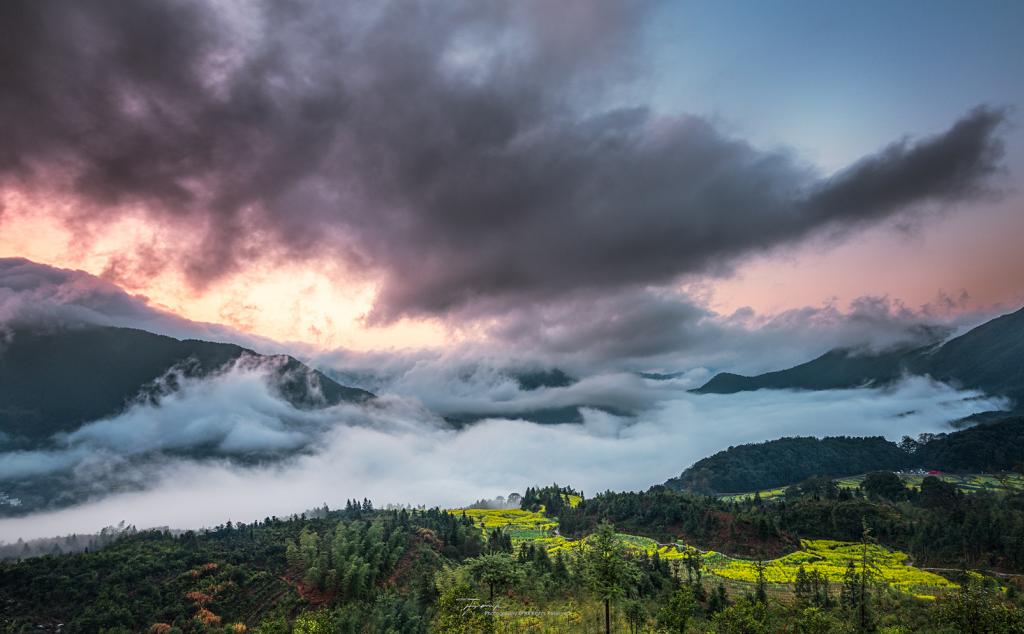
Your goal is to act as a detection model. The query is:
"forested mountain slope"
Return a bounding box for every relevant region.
[0,325,372,444]
[666,417,1024,495]
[665,436,914,494]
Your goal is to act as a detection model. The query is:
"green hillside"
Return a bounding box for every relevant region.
[666,417,1024,495]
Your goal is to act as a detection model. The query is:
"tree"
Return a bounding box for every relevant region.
[623,599,646,634]
[794,565,811,604]
[754,560,768,605]
[712,598,769,634]
[809,569,831,608]
[486,528,513,554]
[919,476,958,510]
[840,560,859,610]
[466,553,523,633]
[840,522,876,632]
[552,551,570,581]
[898,435,919,454]
[584,521,637,634]
[434,569,488,634]
[682,548,703,585]
[856,521,875,633]
[793,607,851,634]
[466,553,522,604]
[707,581,729,615]
[936,573,1024,634]
[862,472,908,501]
[659,583,696,633]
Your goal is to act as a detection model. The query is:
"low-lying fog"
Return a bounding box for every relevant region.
[0,362,1006,542]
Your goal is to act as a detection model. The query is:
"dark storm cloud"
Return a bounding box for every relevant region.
[0,1,1008,319]
[804,107,1007,225]
[476,289,983,373]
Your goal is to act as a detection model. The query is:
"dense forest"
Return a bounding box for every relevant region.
[913,417,1024,472]
[666,436,912,494]
[0,506,480,633]
[3,474,1024,632]
[667,417,1024,495]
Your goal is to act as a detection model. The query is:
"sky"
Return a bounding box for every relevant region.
[0,1,1021,360]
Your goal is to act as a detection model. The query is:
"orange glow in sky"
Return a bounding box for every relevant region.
[0,192,449,350]
[3,186,1021,351]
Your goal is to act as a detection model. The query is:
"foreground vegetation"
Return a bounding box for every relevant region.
[2,477,1024,633]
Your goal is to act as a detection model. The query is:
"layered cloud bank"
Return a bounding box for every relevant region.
[0,359,1007,542]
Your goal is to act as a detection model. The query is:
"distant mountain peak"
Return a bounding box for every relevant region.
[695,305,1024,406]
[0,324,372,445]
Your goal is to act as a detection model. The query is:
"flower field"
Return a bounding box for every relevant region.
[709,539,956,598]
[456,507,558,540]
[452,503,958,599]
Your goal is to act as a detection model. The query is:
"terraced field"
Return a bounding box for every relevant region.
[456,494,581,539]
[838,472,1024,495]
[457,507,558,540]
[720,472,1024,502]
[450,505,957,599]
[719,486,788,502]
[710,539,955,599]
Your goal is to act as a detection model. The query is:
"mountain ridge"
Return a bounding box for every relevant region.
[0,325,373,445]
[696,305,1024,407]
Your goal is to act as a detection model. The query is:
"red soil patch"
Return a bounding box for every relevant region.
[673,511,799,559]
[385,528,443,589]
[280,569,336,608]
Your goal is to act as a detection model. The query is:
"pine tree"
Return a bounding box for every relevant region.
[707,582,729,614]
[754,560,768,605]
[659,584,695,633]
[624,599,647,634]
[794,564,811,604]
[841,560,858,609]
[585,521,637,634]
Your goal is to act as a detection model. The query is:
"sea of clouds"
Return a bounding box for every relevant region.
[0,361,1006,542]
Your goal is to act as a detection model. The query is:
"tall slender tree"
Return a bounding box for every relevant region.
[585,521,637,634]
